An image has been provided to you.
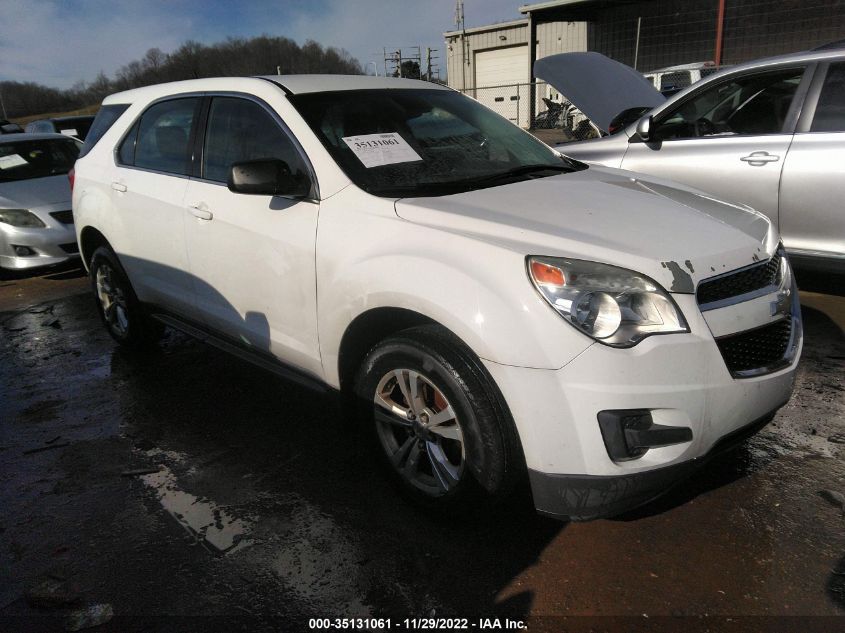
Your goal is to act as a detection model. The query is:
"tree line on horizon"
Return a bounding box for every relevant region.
[1,35,363,120]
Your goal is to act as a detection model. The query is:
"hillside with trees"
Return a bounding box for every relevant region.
[1,35,362,119]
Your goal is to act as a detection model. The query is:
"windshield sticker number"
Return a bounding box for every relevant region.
[342,133,422,168]
[0,154,28,170]
[60,129,78,137]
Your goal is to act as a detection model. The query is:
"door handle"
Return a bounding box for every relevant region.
[111,181,127,192]
[188,203,213,221]
[740,151,780,166]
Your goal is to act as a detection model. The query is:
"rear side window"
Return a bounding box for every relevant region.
[810,62,845,132]
[202,97,306,183]
[78,105,129,158]
[123,98,199,176]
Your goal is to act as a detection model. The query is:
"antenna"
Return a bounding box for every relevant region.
[455,0,468,89]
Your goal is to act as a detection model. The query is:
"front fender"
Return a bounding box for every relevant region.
[316,191,592,388]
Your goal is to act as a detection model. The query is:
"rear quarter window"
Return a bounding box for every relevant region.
[78,104,130,158]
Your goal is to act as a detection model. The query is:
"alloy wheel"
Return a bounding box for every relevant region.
[95,263,129,337]
[373,369,465,496]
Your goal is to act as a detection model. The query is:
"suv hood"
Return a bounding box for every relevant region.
[534,52,665,132]
[394,166,776,294]
[0,174,71,209]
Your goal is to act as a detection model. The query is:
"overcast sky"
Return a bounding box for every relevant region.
[0,0,522,89]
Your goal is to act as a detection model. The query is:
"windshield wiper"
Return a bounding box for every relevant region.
[456,163,577,187]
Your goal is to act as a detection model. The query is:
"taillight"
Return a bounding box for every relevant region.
[68,168,75,192]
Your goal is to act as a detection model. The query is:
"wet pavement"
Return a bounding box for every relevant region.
[1,264,844,632]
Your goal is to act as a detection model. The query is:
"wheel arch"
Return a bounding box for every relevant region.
[337,307,439,394]
[79,226,113,271]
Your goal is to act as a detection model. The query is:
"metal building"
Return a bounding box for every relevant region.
[445,0,845,127]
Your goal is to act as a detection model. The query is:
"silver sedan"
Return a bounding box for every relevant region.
[0,133,81,272]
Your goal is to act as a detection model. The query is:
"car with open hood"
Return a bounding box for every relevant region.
[71,75,800,521]
[536,49,845,275]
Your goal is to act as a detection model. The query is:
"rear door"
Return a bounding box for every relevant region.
[111,96,201,316]
[621,65,812,230]
[779,60,845,266]
[182,95,321,375]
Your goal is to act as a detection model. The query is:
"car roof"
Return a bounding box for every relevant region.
[0,132,78,143]
[102,75,451,105]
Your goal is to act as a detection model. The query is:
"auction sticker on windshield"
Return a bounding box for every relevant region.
[342,133,421,168]
[0,154,28,170]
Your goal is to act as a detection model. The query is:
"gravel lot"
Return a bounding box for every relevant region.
[1,263,844,632]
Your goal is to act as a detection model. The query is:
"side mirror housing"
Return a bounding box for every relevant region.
[227,159,310,197]
[636,115,654,142]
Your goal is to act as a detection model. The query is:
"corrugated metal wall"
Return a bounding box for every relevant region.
[536,21,589,60]
[722,0,845,64]
[445,20,586,90]
[446,22,530,91]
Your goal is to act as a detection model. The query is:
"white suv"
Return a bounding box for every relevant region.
[72,75,801,520]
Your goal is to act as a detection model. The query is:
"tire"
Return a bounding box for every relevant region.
[89,246,163,348]
[354,325,525,513]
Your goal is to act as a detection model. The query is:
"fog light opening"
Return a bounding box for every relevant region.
[12,245,36,257]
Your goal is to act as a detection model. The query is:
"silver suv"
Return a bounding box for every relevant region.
[555,48,845,274]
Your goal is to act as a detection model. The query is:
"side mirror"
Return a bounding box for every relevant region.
[636,115,655,142]
[227,159,310,197]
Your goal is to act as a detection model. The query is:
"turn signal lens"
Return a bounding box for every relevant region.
[530,260,565,287]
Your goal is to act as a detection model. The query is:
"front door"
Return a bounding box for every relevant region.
[622,66,809,231]
[183,96,321,376]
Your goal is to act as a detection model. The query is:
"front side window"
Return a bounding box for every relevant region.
[202,97,307,183]
[810,62,845,132]
[657,68,805,140]
[290,88,582,197]
[0,138,80,182]
[128,98,198,175]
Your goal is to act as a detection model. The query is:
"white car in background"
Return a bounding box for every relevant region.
[0,133,81,272]
[72,75,800,520]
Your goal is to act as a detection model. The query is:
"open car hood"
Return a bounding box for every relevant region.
[534,52,665,132]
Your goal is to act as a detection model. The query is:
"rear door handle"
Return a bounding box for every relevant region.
[740,151,780,165]
[188,203,213,221]
[111,181,127,192]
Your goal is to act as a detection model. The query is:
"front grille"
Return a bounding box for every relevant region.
[697,256,780,306]
[715,318,793,376]
[50,210,74,225]
[59,242,79,254]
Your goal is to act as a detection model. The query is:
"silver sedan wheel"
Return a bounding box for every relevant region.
[374,369,465,497]
[95,263,129,337]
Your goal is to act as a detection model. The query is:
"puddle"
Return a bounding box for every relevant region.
[269,497,372,615]
[141,465,253,555]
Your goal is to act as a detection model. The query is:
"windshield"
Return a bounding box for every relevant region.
[290,88,584,197]
[0,138,80,182]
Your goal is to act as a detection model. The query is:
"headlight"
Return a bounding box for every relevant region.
[0,209,46,228]
[528,256,689,348]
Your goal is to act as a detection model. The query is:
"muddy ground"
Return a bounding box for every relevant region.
[1,263,844,633]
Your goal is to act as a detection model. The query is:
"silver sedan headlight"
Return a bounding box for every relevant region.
[0,209,46,228]
[528,256,689,348]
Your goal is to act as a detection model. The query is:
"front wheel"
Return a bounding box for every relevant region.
[89,246,163,348]
[354,325,524,512]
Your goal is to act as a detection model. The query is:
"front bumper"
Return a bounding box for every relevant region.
[0,213,79,270]
[483,292,801,521]
[528,408,779,521]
